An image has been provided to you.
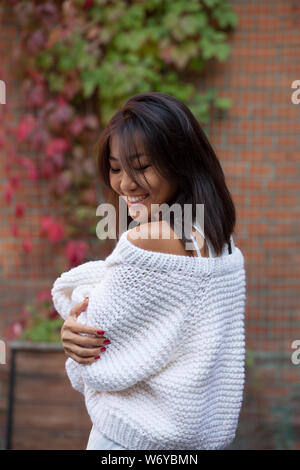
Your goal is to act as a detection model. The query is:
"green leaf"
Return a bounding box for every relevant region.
[20,318,64,343]
[215,96,233,110]
[36,51,54,70]
[202,0,220,7]
[58,53,76,72]
[189,56,205,71]
[215,43,230,62]
[48,73,65,93]
[212,4,238,28]
[179,12,208,35]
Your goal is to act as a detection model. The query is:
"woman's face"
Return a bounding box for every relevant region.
[109,133,179,223]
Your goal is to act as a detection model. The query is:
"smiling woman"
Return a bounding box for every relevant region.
[53,92,246,451]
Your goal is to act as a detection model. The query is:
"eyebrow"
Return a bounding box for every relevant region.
[109,153,145,161]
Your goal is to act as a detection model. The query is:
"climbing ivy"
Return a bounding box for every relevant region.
[2,0,237,341]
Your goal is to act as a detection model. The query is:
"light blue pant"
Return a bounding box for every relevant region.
[86,424,127,450]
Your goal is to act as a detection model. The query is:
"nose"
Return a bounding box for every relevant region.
[119,172,138,194]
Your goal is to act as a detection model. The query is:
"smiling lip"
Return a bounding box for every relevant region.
[126,194,149,206]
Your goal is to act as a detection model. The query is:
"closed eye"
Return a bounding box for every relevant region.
[110,165,151,173]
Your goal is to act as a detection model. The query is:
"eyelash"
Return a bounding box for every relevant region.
[110,165,150,173]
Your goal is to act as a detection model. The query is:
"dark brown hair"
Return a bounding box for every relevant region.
[95,91,236,256]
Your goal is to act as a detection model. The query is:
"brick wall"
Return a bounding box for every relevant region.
[203,0,300,449]
[0,0,299,450]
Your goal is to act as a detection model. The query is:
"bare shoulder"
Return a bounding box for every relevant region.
[127,220,190,256]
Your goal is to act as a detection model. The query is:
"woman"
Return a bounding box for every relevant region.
[51,92,246,450]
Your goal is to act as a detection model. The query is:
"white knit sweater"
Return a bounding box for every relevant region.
[51,228,246,450]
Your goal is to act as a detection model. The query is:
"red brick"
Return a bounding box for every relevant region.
[250,164,273,177]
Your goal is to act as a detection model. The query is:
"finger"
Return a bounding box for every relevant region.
[63,330,108,348]
[69,298,89,319]
[68,320,106,338]
[67,351,99,365]
[64,342,105,358]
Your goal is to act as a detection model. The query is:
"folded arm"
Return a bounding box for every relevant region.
[74,263,193,392]
[51,260,107,394]
[51,260,106,320]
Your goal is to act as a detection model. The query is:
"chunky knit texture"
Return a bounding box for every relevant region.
[51,228,246,450]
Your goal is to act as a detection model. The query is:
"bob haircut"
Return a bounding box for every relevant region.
[96,91,236,257]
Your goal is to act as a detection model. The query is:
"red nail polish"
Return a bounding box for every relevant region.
[97,330,105,335]
[100,347,106,352]
[103,339,110,345]
[94,355,100,360]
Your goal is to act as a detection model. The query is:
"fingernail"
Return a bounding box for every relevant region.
[97,330,105,335]
[103,339,110,345]
[100,347,106,352]
[84,297,89,302]
[94,355,100,360]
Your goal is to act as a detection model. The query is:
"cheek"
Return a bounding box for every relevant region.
[146,170,163,190]
[153,176,170,193]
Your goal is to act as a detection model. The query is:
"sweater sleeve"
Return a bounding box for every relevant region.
[51,260,107,395]
[77,262,193,392]
[65,357,85,395]
[51,260,107,320]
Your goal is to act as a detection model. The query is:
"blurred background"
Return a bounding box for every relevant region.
[0,0,299,450]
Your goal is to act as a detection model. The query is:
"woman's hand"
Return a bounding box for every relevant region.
[61,297,110,364]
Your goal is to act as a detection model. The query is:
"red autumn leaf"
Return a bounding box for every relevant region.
[31,128,50,152]
[4,183,14,203]
[53,171,72,194]
[40,216,65,243]
[11,223,19,237]
[36,289,52,302]
[70,116,84,136]
[50,152,65,169]
[46,138,71,157]
[27,84,45,108]
[48,222,65,243]
[27,69,45,85]
[48,307,60,319]
[28,164,39,180]
[15,202,25,218]
[4,162,11,173]
[40,160,56,178]
[47,103,74,129]
[0,131,5,149]
[27,30,46,54]
[84,0,94,8]
[57,95,66,106]
[20,307,31,324]
[41,215,54,231]
[17,114,36,141]
[20,157,39,180]
[65,240,89,267]
[10,176,20,189]
[22,238,33,253]
[3,321,24,340]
